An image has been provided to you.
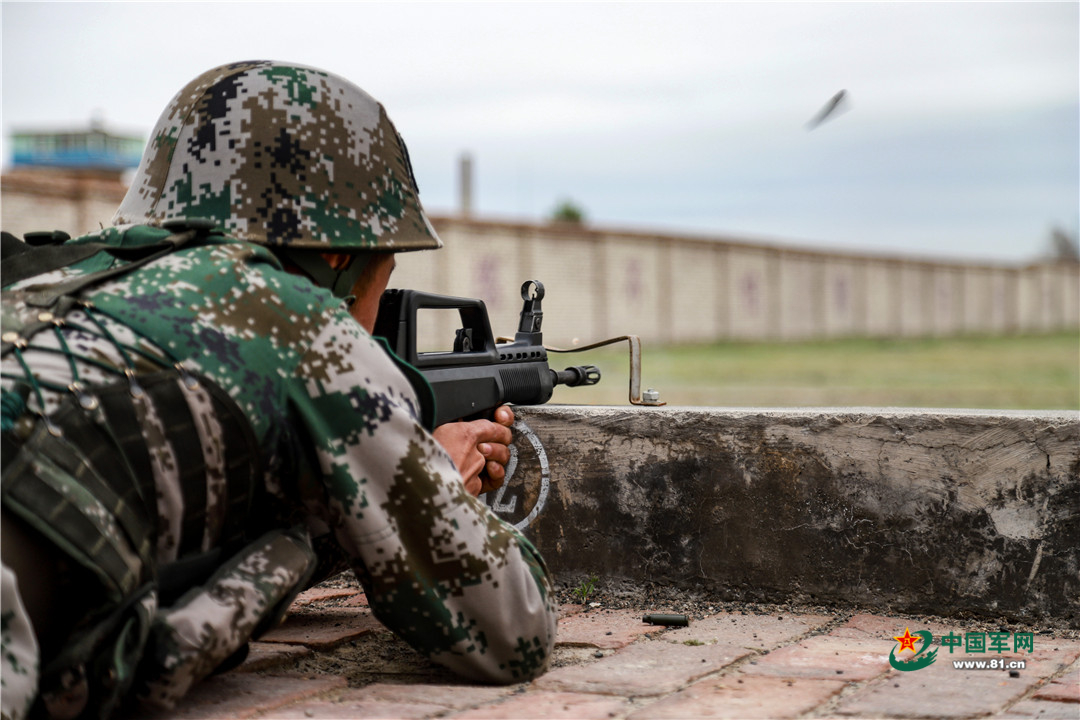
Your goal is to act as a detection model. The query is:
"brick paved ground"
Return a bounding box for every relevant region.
[143,587,1080,719]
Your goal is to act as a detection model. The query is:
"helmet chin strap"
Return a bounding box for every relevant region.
[277,249,371,301]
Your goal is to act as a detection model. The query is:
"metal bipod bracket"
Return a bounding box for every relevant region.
[545,335,665,407]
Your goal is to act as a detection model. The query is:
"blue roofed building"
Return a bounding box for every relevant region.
[2,120,143,236]
[10,120,143,174]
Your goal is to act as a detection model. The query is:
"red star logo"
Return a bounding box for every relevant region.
[893,628,919,654]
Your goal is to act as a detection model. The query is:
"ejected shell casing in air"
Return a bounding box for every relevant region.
[643,613,689,626]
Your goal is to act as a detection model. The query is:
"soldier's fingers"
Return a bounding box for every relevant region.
[479,441,510,467]
[481,461,506,493]
[493,405,515,427]
[476,420,512,446]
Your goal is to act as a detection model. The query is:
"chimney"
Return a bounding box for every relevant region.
[458,152,473,217]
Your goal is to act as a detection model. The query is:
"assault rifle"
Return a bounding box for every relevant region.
[374,280,601,425]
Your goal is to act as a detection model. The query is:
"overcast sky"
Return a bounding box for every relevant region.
[2,2,1077,262]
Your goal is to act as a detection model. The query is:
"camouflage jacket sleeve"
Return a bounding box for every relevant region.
[287,313,558,683]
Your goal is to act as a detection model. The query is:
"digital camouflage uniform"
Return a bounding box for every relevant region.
[0,61,557,720]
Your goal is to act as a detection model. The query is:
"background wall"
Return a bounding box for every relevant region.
[2,169,127,239]
[400,217,1079,348]
[3,173,1077,347]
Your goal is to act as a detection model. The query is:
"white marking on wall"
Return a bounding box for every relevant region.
[485,419,549,531]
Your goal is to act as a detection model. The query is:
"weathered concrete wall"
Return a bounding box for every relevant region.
[485,406,1080,625]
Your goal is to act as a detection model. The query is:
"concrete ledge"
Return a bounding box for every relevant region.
[486,407,1079,625]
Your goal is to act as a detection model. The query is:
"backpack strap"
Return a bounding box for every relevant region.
[3,241,114,287]
[19,231,199,309]
[2,230,72,259]
[1,231,34,259]
[4,220,220,305]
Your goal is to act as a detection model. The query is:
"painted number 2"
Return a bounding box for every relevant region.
[485,419,549,531]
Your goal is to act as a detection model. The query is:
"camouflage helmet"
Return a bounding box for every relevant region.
[113,60,442,254]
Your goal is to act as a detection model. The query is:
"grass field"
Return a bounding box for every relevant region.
[548,332,1079,410]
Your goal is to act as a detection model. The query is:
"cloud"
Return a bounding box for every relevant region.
[2,1,1077,261]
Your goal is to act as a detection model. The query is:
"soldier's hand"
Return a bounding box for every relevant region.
[482,405,516,494]
[432,405,515,497]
